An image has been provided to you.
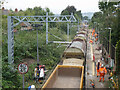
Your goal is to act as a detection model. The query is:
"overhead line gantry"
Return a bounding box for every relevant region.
[8,12,77,64]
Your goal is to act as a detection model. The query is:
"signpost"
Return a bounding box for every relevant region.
[18,63,28,89]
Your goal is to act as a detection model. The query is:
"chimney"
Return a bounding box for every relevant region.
[15,8,18,12]
[2,7,4,11]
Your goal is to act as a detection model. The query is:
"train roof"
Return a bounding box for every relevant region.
[64,41,85,57]
[74,36,86,41]
[77,31,87,34]
[76,34,85,37]
[63,58,84,66]
[64,47,84,57]
[70,41,83,49]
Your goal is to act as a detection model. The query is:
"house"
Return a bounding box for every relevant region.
[20,22,32,31]
[2,7,18,15]
[2,7,9,15]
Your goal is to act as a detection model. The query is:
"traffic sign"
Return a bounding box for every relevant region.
[18,63,28,74]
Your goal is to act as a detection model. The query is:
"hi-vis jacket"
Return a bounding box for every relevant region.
[99,67,107,74]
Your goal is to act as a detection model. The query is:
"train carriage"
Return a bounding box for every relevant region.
[63,41,86,59]
[42,26,88,89]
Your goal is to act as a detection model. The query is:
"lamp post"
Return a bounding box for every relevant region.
[108,27,112,57]
[104,27,111,55]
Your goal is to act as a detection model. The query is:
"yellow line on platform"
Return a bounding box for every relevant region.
[90,35,95,76]
[90,44,93,61]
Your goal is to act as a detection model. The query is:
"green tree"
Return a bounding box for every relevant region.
[61,10,69,15]
[2,62,22,88]
[61,5,76,15]
[83,16,89,20]
[75,10,82,20]
[61,5,82,20]
[45,7,50,13]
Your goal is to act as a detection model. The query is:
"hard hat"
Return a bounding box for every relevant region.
[31,85,35,88]
[101,64,104,67]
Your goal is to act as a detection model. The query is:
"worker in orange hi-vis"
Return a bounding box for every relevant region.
[92,32,94,36]
[92,29,95,36]
[99,64,107,82]
[96,60,101,77]
[95,38,98,42]
[89,40,93,44]
[93,29,95,33]
[94,33,98,38]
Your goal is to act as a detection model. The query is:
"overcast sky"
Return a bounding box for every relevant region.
[3,0,100,14]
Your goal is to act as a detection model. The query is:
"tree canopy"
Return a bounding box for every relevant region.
[61,5,82,20]
[61,5,76,15]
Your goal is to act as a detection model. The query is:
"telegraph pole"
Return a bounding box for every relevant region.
[37,27,39,64]
[46,12,48,44]
[32,24,43,65]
